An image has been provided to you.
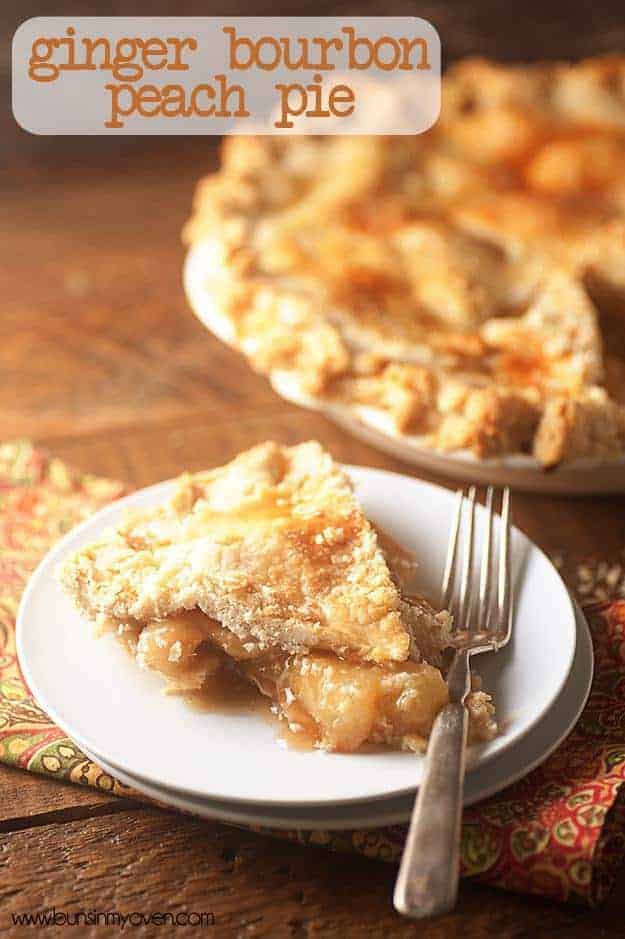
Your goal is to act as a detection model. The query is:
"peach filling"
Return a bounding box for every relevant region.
[111,608,449,752]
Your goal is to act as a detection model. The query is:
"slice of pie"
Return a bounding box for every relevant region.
[58,441,493,752]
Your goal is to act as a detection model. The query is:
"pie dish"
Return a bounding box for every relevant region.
[183,57,625,473]
[57,441,495,753]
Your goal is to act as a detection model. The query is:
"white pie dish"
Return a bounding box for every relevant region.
[271,372,625,495]
[17,465,576,807]
[184,242,625,495]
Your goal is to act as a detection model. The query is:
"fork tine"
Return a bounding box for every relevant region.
[477,486,494,633]
[497,487,512,643]
[458,486,476,627]
[441,489,464,611]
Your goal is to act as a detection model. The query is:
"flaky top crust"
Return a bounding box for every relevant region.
[58,441,450,665]
[183,57,625,468]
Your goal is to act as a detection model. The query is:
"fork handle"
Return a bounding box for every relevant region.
[393,701,469,918]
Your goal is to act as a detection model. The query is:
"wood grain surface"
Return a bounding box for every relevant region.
[3,133,625,937]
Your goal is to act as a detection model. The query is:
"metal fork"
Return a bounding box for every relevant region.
[394,485,513,919]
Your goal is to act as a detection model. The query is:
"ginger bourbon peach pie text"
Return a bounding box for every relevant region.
[57,442,495,753]
[183,57,625,469]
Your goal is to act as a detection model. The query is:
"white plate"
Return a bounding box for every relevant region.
[75,605,594,831]
[17,466,576,807]
[184,242,625,496]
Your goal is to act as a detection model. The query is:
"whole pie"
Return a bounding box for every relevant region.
[183,57,625,469]
[57,441,494,752]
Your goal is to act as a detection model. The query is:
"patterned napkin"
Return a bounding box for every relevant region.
[2,440,625,907]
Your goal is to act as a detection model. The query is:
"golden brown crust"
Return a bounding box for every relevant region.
[184,57,625,468]
[58,441,452,666]
[534,390,625,468]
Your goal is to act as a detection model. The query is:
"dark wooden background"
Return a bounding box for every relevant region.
[3,3,625,936]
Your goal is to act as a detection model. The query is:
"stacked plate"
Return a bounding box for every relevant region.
[17,468,593,831]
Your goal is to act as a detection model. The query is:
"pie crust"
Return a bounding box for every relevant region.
[183,57,625,469]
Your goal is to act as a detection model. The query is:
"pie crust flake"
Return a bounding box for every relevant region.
[183,56,625,468]
[58,441,495,752]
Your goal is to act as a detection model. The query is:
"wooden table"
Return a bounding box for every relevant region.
[2,139,625,938]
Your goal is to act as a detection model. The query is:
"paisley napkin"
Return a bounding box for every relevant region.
[2,439,625,907]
